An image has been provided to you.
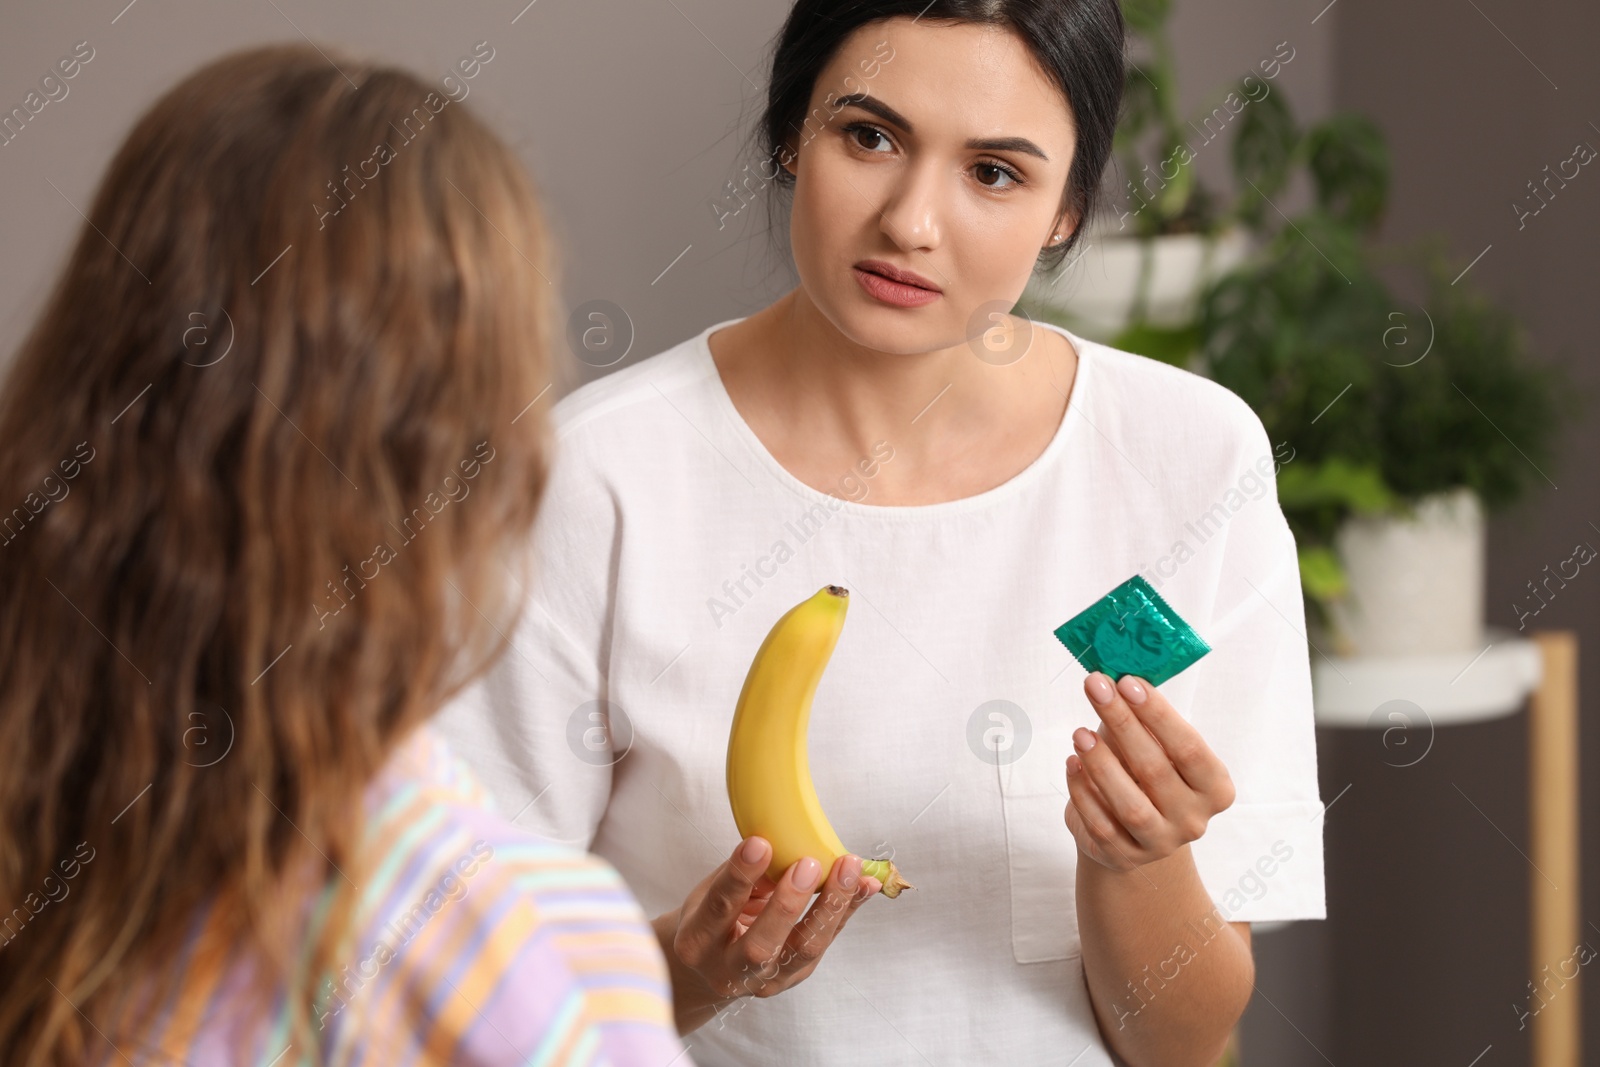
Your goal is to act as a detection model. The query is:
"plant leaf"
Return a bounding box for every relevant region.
[1230,82,1299,228]
[1304,114,1389,230]
[1117,66,1161,149]
[1111,321,1201,366]
[1297,545,1348,601]
[1277,456,1397,514]
[1121,0,1172,36]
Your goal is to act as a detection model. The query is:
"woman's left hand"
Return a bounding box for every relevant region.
[1064,671,1236,872]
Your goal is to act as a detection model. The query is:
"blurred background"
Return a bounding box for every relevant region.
[1,1,1595,1063]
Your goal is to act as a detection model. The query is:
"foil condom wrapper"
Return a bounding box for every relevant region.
[1053,574,1211,688]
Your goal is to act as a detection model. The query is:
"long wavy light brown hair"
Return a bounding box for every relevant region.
[0,43,562,1065]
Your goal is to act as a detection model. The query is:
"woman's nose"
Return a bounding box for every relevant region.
[875,160,945,255]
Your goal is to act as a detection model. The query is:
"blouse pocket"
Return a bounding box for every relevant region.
[998,741,1082,963]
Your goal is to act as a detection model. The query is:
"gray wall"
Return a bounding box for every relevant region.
[0,0,801,370]
[0,0,1338,379]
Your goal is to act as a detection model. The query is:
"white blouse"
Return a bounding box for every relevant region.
[436,316,1326,1066]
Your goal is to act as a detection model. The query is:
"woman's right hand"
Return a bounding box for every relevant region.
[653,835,881,1034]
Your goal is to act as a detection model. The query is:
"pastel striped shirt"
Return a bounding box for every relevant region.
[99,722,695,1067]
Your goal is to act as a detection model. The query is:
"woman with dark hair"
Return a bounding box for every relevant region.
[442,2,1324,1064]
[0,44,693,1067]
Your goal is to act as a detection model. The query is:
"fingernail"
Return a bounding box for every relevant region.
[840,855,861,890]
[793,857,821,891]
[1073,727,1097,752]
[1066,754,1081,776]
[855,876,881,902]
[1120,676,1147,705]
[1086,673,1115,706]
[740,836,767,864]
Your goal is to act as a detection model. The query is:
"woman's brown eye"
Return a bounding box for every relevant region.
[854,127,887,151]
[976,162,1018,189]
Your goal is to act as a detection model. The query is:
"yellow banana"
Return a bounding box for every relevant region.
[725,584,912,898]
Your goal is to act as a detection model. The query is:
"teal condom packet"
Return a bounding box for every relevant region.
[1053,575,1210,687]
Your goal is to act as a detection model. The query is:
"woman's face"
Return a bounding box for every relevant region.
[783,17,1078,355]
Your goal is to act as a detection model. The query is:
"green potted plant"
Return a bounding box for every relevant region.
[1193,87,1582,655]
[1021,3,1581,656]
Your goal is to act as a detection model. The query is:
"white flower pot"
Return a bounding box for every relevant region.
[1323,487,1485,658]
[1023,226,1252,340]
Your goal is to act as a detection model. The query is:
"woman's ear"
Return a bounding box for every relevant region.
[1045,209,1080,250]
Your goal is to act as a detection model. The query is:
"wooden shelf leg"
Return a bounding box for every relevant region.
[1529,630,1580,1067]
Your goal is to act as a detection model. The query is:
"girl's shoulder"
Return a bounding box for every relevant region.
[362,722,638,900]
[106,725,681,1067]
[314,724,681,1061]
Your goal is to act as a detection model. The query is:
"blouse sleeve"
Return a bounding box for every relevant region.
[1182,408,1327,924]
[434,428,620,850]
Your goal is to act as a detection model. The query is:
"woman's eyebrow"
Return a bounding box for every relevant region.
[832,92,1051,162]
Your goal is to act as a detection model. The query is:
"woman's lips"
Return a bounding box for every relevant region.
[852,265,942,308]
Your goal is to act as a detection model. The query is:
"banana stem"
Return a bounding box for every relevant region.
[859,858,914,898]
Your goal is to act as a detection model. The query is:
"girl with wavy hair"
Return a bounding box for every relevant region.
[0,43,693,1067]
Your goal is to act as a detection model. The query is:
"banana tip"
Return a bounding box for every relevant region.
[876,865,914,899]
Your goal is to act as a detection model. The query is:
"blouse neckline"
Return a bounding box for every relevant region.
[692,313,1095,522]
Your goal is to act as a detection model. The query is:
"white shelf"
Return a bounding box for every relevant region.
[1311,626,1544,727]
